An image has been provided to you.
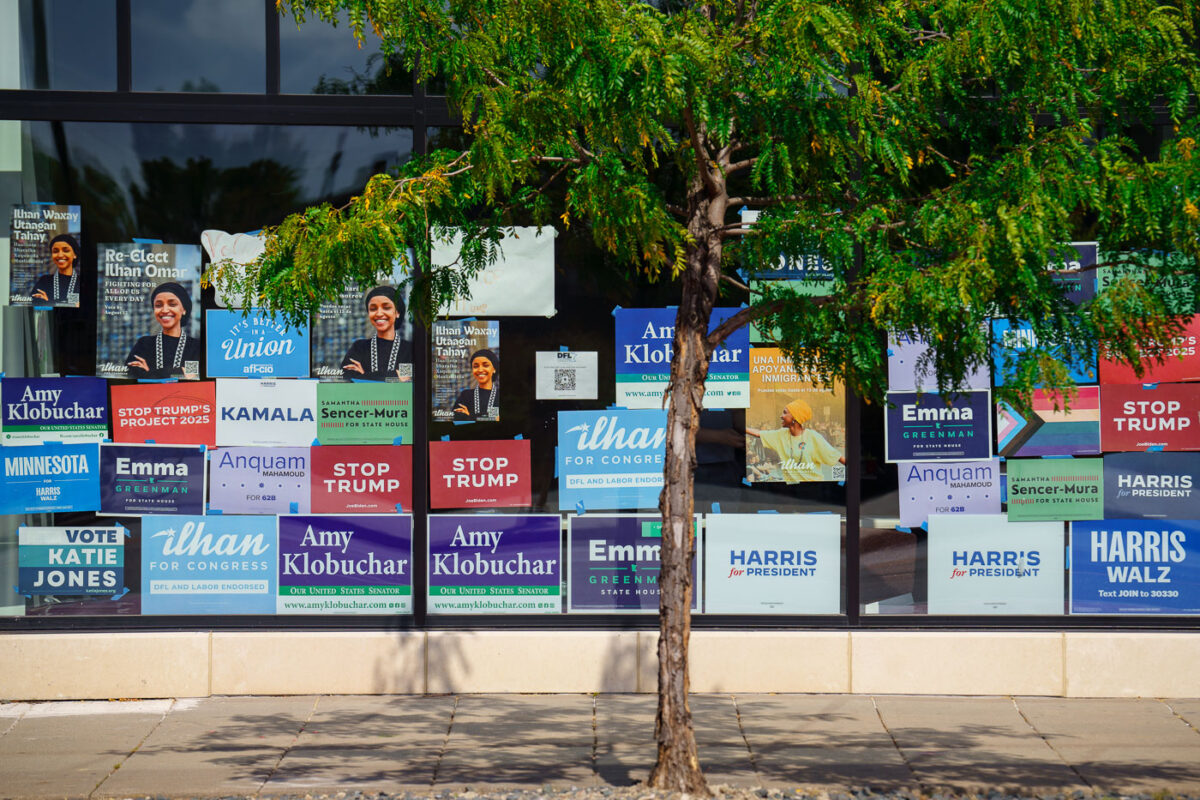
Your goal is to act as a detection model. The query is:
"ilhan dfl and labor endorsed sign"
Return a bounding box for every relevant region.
[614,307,749,409]
[1101,383,1200,452]
[18,526,124,597]
[100,443,206,516]
[215,378,317,446]
[309,445,412,514]
[140,515,277,615]
[0,441,100,514]
[428,514,561,614]
[1,377,108,445]
[926,514,1064,615]
[1102,452,1200,519]
[884,391,992,462]
[277,514,412,614]
[1070,519,1200,615]
[557,409,666,512]
[704,514,840,614]
[429,439,531,509]
[567,514,699,613]
[109,381,216,446]
[208,446,311,515]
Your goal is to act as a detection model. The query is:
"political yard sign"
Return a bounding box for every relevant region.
[310,445,412,514]
[557,410,666,512]
[885,391,992,462]
[0,442,100,514]
[215,379,318,446]
[1071,519,1200,615]
[19,526,124,597]
[567,514,699,613]
[100,443,206,516]
[2,377,108,445]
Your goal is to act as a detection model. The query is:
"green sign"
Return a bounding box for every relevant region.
[316,382,412,444]
[1006,458,1103,521]
[749,279,835,343]
[1097,253,1198,315]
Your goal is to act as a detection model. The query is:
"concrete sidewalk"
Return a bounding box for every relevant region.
[1,694,1199,798]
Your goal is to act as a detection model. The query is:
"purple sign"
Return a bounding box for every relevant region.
[885,391,993,462]
[897,459,1001,527]
[428,514,561,614]
[100,443,206,516]
[208,446,311,514]
[277,514,412,614]
[887,334,989,393]
[568,515,699,613]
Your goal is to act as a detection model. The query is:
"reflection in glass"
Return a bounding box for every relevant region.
[18,0,117,90]
[280,12,412,95]
[131,0,264,93]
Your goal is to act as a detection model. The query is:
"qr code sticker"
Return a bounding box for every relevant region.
[554,368,576,392]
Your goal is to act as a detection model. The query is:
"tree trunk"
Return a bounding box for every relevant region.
[647,170,724,796]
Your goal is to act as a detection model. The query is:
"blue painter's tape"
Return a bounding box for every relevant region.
[111,587,129,601]
[132,238,163,244]
[886,349,895,357]
[311,438,321,446]
[144,439,155,444]
[289,502,298,514]
[1043,454,1073,459]
[1065,545,1070,570]
[611,305,622,315]
[453,420,474,426]
[895,526,912,533]
[756,509,779,513]
[1143,382,1159,389]
[513,434,523,440]
[208,507,223,515]
[395,502,404,513]
[392,436,404,445]
[553,446,558,478]
[103,438,112,443]
[138,378,178,384]
[560,345,569,352]
[576,500,586,516]
[742,477,753,486]
[441,435,450,441]
[1148,445,1166,452]
[711,502,721,513]
[31,201,54,205]
[13,586,30,599]
[920,521,928,531]
[460,316,476,322]
[838,480,845,486]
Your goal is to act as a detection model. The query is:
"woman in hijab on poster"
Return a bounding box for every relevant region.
[125,282,201,379]
[341,286,413,381]
[453,349,499,421]
[30,234,82,307]
[746,398,845,483]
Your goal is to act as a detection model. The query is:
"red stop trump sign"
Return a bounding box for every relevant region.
[429,439,531,509]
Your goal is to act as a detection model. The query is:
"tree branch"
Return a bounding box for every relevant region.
[727,193,816,207]
[706,299,785,349]
[720,272,751,292]
[726,157,757,174]
[682,105,720,195]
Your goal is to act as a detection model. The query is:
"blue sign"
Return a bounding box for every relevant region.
[19,526,125,597]
[751,253,834,283]
[0,442,100,513]
[884,391,992,462]
[558,409,666,511]
[1049,242,1098,305]
[1071,519,1200,615]
[567,515,698,612]
[100,443,206,516]
[991,319,1097,386]
[205,309,311,378]
[1103,452,1200,519]
[2,376,109,444]
[141,515,277,614]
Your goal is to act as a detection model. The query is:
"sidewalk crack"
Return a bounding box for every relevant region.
[871,696,927,793]
[89,698,176,799]
[255,694,322,797]
[1159,698,1200,738]
[1010,696,1093,789]
[430,695,459,787]
[0,703,31,738]
[730,694,759,779]
[590,693,599,779]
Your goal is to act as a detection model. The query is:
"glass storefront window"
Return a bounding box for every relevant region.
[131,0,265,93]
[17,0,117,91]
[280,11,412,95]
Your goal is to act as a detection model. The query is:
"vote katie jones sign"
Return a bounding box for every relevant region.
[1,377,108,445]
[0,442,100,514]
[215,378,317,446]
[557,409,666,512]
[141,515,277,614]
[100,443,206,516]
[310,445,412,514]
[18,526,124,597]
[614,307,749,409]
[1101,383,1200,452]
[427,514,561,614]
[884,391,992,462]
[1071,519,1200,615]
[567,514,700,613]
[109,381,216,446]
[277,514,413,614]
[1099,315,1200,384]
[429,439,531,509]
[205,309,311,378]
[1103,452,1200,519]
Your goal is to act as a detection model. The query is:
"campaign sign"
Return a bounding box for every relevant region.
[0,442,100,514]
[1100,383,1200,452]
[991,319,1098,386]
[18,526,123,596]
[1099,316,1200,385]
[884,391,992,462]
[1,377,108,445]
[704,514,840,614]
[310,445,412,514]
[100,443,206,516]
[1006,458,1103,522]
[110,381,216,446]
[558,409,666,512]
[215,378,318,446]
[430,439,531,509]
[567,514,699,613]
[997,387,1100,458]
[316,382,412,445]
[205,309,311,378]
[927,514,1064,614]
[1047,241,1098,305]
[277,514,412,614]
[887,333,989,392]
[1097,253,1197,316]
[897,459,1001,527]
[1103,452,1200,519]
[1070,519,1200,614]
[614,308,749,409]
[428,514,561,614]
[141,515,276,615]
[208,446,311,514]
[9,203,82,307]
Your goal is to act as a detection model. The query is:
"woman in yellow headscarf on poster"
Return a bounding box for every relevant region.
[746,398,845,483]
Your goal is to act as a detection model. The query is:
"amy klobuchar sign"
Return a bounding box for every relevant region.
[277,514,412,614]
[558,409,666,511]
[428,514,561,614]
[0,442,100,514]
[885,391,992,462]
[567,515,699,613]
[1071,519,1200,615]
[1,377,108,445]
[100,443,206,516]
[205,309,311,378]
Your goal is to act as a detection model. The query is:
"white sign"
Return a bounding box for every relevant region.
[215,378,318,447]
[433,226,557,317]
[535,351,598,400]
[704,514,841,614]
[927,514,1064,614]
[200,229,265,308]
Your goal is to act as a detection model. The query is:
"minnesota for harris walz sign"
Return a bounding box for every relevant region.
[885,391,992,462]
